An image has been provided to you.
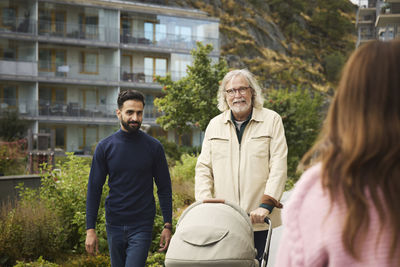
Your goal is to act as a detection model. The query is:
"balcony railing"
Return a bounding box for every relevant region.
[0,17,36,34]
[38,20,119,43]
[0,99,160,121]
[120,69,186,83]
[120,31,219,52]
[38,61,119,82]
[0,59,37,76]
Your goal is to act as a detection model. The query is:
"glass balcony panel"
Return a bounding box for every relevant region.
[38,20,118,42]
[0,16,36,34]
[38,61,119,82]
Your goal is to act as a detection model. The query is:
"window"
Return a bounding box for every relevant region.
[39,125,66,149]
[80,51,98,74]
[175,131,192,146]
[144,56,167,82]
[79,126,98,150]
[79,89,98,110]
[121,54,133,81]
[121,17,132,36]
[0,40,17,60]
[121,54,133,73]
[144,21,166,43]
[0,85,17,107]
[39,49,66,72]
[39,87,66,115]
[172,53,192,80]
[0,7,17,29]
[79,14,98,39]
[39,9,66,36]
[175,25,192,42]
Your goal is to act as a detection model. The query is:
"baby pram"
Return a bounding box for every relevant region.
[165,199,272,267]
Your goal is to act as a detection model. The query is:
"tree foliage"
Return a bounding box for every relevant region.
[0,110,29,141]
[154,42,228,135]
[264,88,325,188]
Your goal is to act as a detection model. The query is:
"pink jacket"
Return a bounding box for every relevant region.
[275,164,400,267]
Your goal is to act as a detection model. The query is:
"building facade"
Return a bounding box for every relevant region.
[356,0,400,46]
[0,0,219,153]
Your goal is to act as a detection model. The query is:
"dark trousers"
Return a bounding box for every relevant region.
[254,230,269,263]
[106,224,152,267]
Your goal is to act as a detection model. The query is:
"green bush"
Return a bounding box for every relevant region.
[146,252,165,267]
[323,51,346,83]
[0,200,66,266]
[264,88,324,189]
[0,110,29,142]
[17,153,109,254]
[64,254,111,267]
[157,136,181,165]
[13,256,59,267]
[170,154,198,208]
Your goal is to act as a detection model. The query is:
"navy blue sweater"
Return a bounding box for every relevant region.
[86,129,172,230]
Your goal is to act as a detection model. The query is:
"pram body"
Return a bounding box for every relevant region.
[165,200,272,267]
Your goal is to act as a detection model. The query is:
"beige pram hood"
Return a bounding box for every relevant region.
[165,200,259,267]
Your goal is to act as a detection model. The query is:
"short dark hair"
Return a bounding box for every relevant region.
[117,89,145,109]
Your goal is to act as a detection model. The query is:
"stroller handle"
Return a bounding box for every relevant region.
[203,199,225,204]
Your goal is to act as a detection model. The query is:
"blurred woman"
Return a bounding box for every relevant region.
[275,40,400,266]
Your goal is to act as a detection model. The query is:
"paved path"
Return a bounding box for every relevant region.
[266,189,293,267]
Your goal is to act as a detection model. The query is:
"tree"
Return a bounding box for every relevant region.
[0,110,29,141]
[264,88,325,188]
[154,42,228,135]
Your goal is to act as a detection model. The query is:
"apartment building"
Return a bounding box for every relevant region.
[0,0,219,154]
[356,0,400,46]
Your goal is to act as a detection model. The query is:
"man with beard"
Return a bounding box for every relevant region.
[85,90,172,267]
[195,69,287,263]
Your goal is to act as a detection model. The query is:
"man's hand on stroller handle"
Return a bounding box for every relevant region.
[250,207,270,224]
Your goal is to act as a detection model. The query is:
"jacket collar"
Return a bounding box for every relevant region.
[223,107,264,124]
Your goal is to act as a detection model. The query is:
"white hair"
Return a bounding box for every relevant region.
[217,69,264,112]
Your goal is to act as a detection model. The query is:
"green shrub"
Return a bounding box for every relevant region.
[264,88,325,189]
[63,254,111,267]
[170,154,198,209]
[0,200,66,266]
[0,110,29,142]
[146,252,165,267]
[0,144,27,176]
[157,136,181,166]
[17,153,109,254]
[323,51,346,83]
[13,256,59,267]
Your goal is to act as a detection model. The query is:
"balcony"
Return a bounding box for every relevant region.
[0,99,160,125]
[0,17,36,35]
[120,31,219,53]
[0,59,37,77]
[38,20,119,45]
[120,69,187,85]
[38,61,119,85]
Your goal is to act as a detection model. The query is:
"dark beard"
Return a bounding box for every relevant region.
[121,119,141,133]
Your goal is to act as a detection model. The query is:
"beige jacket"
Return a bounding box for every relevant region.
[195,107,288,230]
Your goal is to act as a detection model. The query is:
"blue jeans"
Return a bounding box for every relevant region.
[106,224,153,267]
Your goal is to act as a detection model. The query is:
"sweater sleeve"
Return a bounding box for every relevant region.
[153,143,172,224]
[86,143,108,229]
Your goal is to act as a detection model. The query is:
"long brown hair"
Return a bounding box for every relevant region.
[302,40,400,260]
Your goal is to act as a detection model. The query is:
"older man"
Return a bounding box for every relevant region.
[195,69,287,262]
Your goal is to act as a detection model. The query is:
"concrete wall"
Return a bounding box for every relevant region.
[0,175,41,204]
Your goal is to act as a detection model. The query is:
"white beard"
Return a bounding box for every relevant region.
[229,98,252,115]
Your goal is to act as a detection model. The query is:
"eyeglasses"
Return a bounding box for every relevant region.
[225,86,250,96]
